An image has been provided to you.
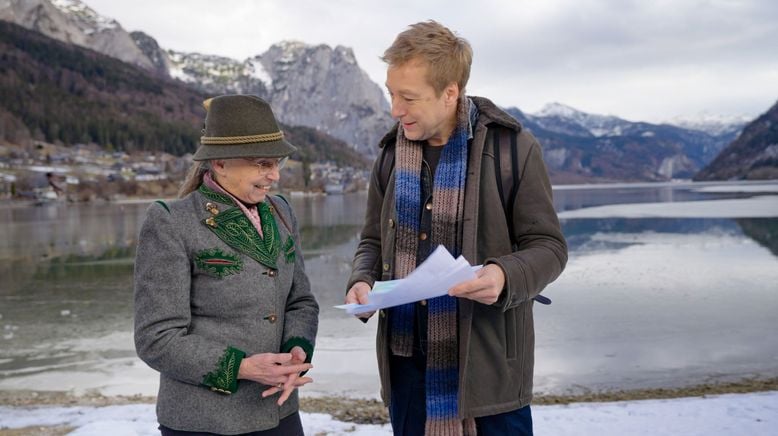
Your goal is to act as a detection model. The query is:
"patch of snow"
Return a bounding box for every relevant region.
[247,57,272,86]
[1,392,776,435]
[51,0,119,33]
[665,112,752,136]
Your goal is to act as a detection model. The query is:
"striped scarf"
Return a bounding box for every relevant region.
[390,98,476,435]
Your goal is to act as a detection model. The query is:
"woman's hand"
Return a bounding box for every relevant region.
[238,351,312,404]
[260,346,311,405]
[237,349,312,405]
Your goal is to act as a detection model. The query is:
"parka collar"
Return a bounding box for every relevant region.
[378,95,522,149]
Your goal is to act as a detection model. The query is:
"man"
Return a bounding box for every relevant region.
[345,21,567,435]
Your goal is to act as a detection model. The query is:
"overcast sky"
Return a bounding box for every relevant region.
[86,0,778,123]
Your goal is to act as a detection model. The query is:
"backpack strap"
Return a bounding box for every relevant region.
[492,126,551,305]
[492,127,521,251]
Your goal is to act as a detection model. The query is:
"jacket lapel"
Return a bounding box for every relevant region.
[198,185,280,269]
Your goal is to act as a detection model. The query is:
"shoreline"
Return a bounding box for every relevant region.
[2,377,776,425]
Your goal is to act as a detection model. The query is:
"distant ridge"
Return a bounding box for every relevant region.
[694,100,778,181]
[0,20,368,168]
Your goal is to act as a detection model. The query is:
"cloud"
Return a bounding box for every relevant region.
[87,0,778,122]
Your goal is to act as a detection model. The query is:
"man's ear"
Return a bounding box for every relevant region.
[444,82,460,106]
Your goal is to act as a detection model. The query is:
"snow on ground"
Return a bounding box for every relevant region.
[557,195,778,219]
[0,391,776,435]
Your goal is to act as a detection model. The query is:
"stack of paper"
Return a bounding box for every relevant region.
[336,245,481,315]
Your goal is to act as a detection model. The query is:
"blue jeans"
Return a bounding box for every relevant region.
[389,354,533,435]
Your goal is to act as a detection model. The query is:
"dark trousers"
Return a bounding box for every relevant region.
[158,411,303,436]
[389,354,533,436]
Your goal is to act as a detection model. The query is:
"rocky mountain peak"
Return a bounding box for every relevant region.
[665,112,750,137]
[0,0,153,69]
[256,41,393,155]
[49,0,117,34]
[130,31,169,76]
[533,102,628,137]
[537,102,584,118]
[695,100,778,180]
[158,40,392,154]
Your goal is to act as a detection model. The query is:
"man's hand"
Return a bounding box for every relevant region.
[448,264,506,305]
[238,352,313,405]
[345,281,374,319]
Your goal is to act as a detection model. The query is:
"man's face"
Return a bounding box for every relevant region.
[385,60,459,146]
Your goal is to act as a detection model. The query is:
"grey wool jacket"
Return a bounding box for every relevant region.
[134,185,318,434]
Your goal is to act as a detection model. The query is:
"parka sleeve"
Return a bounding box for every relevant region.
[486,136,568,310]
[134,202,245,394]
[347,151,386,290]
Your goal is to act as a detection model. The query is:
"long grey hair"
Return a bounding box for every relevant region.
[178,160,211,198]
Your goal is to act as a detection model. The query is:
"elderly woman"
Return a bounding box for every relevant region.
[134,94,319,436]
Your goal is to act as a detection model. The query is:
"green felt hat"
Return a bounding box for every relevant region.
[193,95,297,161]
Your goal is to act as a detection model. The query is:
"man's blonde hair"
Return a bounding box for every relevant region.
[382,20,473,96]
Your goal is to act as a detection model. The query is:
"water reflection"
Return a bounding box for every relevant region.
[0,184,777,396]
[561,218,744,252]
[736,218,778,256]
[552,182,767,212]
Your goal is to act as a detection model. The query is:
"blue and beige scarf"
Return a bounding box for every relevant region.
[390,97,477,435]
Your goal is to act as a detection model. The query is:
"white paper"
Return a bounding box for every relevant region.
[336,245,482,315]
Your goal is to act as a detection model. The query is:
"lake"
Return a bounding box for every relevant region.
[0,181,777,399]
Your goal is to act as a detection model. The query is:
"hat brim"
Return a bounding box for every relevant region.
[192,139,298,161]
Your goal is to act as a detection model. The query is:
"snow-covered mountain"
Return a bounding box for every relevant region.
[506,103,750,182]
[530,102,748,139]
[665,112,751,137]
[163,49,270,97]
[533,102,632,137]
[1,0,392,155]
[0,0,152,69]
[2,0,760,181]
[142,40,393,156]
[695,100,778,181]
[258,41,393,156]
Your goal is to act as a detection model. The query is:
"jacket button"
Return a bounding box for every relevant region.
[388,219,395,228]
[379,310,386,318]
[419,232,428,241]
[267,269,277,277]
[383,263,390,271]
[419,299,427,306]
[425,202,432,211]
[266,314,278,323]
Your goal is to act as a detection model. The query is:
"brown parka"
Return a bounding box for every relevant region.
[348,96,568,418]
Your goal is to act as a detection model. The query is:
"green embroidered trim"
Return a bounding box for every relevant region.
[202,346,246,394]
[198,184,233,205]
[195,248,243,277]
[283,235,295,263]
[281,337,314,376]
[204,204,281,269]
[154,200,170,213]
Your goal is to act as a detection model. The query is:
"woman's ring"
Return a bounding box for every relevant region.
[277,382,284,389]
